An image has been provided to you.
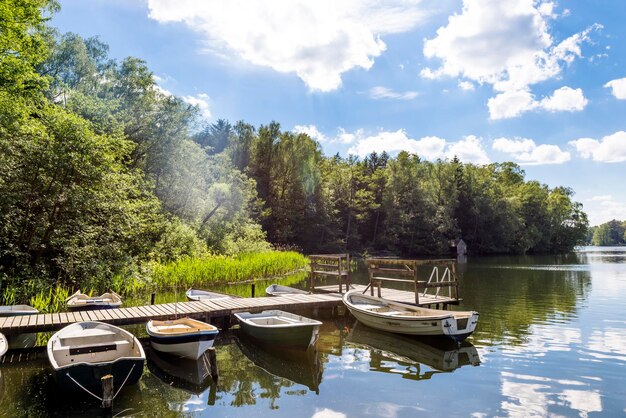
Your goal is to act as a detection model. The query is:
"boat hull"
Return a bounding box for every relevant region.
[67,304,120,311]
[0,305,39,316]
[235,311,321,349]
[148,333,217,360]
[343,292,479,342]
[52,358,144,395]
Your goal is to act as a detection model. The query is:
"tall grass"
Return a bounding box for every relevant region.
[152,251,309,288]
[2,251,309,313]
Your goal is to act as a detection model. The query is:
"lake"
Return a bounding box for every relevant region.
[1,247,625,417]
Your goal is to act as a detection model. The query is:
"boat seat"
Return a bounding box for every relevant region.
[59,329,117,346]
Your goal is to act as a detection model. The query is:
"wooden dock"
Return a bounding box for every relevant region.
[0,285,458,336]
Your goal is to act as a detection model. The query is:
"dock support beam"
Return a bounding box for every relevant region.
[101,374,114,411]
[208,347,219,382]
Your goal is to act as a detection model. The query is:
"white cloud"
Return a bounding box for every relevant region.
[604,77,626,99]
[181,93,211,118]
[147,0,429,92]
[458,80,475,91]
[586,195,626,225]
[569,131,626,163]
[153,84,173,97]
[493,137,570,165]
[488,86,588,119]
[368,86,418,100]
[311,408,346,418]
[447,135,490,164]
[539,86,587,112]
[422,0,598,118]
[344,129,490,164]
[293,124,328,143]
[488,89,536,119]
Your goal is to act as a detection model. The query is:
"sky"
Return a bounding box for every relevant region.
[51,0,626,226]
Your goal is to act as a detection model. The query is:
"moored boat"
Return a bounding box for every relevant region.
[186,288,231,302]
[342,291,478,342]
[0,305,38,316]
[146,317,219,360]
[0,333,7,358]
[265,284,309,296]
[66,290,122,311]
[47,321,145,395]
[234,310,322,349]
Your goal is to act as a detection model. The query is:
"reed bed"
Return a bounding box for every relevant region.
[151,251,309,288]
[1,251,309,313]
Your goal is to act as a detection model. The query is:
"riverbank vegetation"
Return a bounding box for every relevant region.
[0,1,588,304]
[587,220,626,246]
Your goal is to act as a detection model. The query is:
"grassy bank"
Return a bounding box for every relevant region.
[0,251,309,313]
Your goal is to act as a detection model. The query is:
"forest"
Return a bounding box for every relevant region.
[587,220,626,246]
[0,1,589,294]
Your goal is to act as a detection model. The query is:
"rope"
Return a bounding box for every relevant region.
[66,363,136,402]
[113,363,136,399]
[66,372,103,401]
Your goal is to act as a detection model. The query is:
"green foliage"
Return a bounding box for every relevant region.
[152,251,308,288]
[590,220,626,246]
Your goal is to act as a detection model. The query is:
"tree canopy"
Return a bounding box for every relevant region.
[0,1,589,288]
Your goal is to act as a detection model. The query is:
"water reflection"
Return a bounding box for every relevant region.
[346,322,480,379]
[147,346,215,395]
[2,247,626,417]
[234,332,323,393]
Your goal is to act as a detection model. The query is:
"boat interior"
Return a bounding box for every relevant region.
[149,319,216,334]
[52,326,141,367]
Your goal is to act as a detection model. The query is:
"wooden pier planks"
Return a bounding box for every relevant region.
[0,284,458,335]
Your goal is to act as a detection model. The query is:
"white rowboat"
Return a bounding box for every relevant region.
[66,290,122,311]
[47,321,145,394]
[265,284,309,296]
[146,318,219,360]
[186,289,231,302]
[342,291,478,342]
[0,305,39,316]
[0,333,7,358]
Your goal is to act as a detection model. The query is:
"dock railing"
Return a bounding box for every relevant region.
[365,258,459,305]
[309,254,350,293]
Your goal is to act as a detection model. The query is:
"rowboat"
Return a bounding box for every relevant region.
[265,284,309,296]
[0,305,38,316]
[47,321,145,395]
[66,290,122,311]
[186,288,231,302]
[0,333,7,358]
[342,291,478,342]
[234,310,322,349]
[146,317,219,359]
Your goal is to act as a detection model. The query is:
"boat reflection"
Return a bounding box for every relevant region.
[234,332,323,393]
[346,322,480,380]
[147,346,213,395]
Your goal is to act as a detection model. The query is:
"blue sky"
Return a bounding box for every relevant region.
[52,0,626,226]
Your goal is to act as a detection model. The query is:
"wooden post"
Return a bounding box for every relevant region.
[346,253,351,290]
[101,374,114,411]
[208,381,217,405]
[337,257,343,293]
[251,283,255,298]
[150,293,156,305]
[208,347,219,382]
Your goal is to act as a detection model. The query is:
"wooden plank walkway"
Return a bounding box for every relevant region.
[315,284,459,306]
[0,286,459,336]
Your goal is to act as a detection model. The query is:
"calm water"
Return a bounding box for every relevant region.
[1,247,625,417]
